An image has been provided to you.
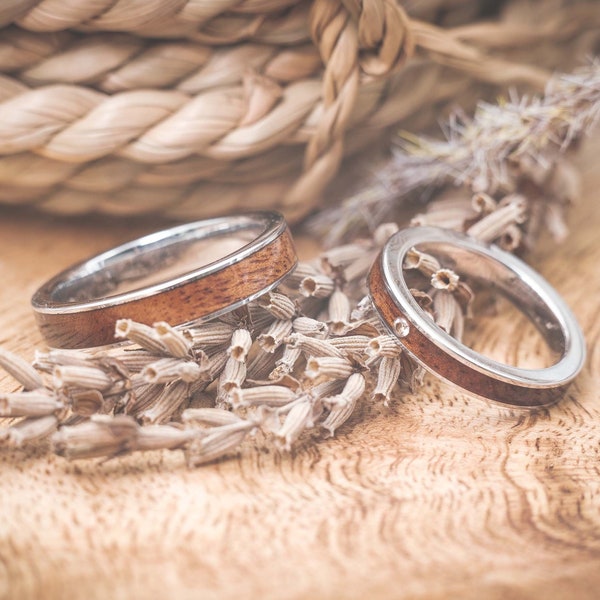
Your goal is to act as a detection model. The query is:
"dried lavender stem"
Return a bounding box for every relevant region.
[372,357,402,405]
[142,357,205,384]
[322,373,365,436]
[228,329,253,362]
[258,320,293,353]
[230,385,296,408]
[115,319,167,354]
[286,333,344,358]
[0,347,43,390]
[7,415,59,447]
[154,322,193,358]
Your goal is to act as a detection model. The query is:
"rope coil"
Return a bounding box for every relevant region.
[0,0,598,220]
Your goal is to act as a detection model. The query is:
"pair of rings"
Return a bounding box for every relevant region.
[32,211,586,407]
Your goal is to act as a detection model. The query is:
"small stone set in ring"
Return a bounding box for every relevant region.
[31,211,586,408]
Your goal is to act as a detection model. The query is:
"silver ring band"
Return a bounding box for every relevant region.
[32,211,297,349]
[368,226,586,407]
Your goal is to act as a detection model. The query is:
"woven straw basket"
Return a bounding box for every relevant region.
[0,0,599,222]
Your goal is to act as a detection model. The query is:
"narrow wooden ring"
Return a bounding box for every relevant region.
[32,211,297,349]
[368,227,586,407]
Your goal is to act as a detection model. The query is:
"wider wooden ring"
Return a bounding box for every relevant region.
[32,211,297,348]
[368,227,586,407]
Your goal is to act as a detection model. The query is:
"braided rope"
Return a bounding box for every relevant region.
[1,0,310,42]
[280,0,413,213]
[0,0,598,220]
[0,29,322,92]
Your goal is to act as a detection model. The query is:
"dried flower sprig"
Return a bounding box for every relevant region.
[310,60,600,246]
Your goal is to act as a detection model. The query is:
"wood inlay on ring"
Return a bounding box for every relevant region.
[35,228,297,348]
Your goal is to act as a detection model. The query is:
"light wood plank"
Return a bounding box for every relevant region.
[1,137,600,600]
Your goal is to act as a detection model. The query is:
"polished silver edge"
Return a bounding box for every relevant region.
[32,211,288,315]
[380,226,586,389]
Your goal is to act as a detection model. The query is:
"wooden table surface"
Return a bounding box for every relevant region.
[1,136,600,600]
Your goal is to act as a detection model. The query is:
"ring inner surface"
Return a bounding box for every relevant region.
[409,241,566,359]
[51,223,262,304]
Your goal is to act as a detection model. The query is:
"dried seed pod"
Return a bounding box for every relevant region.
[292,317,328,337]
[498,223,523,251]
[299,274,335,299]
[343,253,375,284]
[6,415,59,448]
[0,391,62,418]
[142,358,204,384]
[199,349,226,381]
[247,348,280,380]
[294,293,324,317]
[305,356,354,380]
[322,373,365,435]
[373,222,399,247]
[433,290,456,333]
[182,407,243,427]
[467,195,528,242]
[282,262,319,288]
[328,335,371,353]
[227,328,253,362]
[230,385,296,408]
[258,320,293,353]
[431,268,460,292]
[115,319,167,354]
[126,379,166,416]
[286,333,344,358]
[219,356,247,393]
[328,289,351,335]
[0,347,43,390]
[410,289,433,311]
[135,425,196,451]
[372,356,402,405]
[70,389,109,417]
[53,365,113,390]
[400,354,426,392]
[472,192,497,215]
[452,297,465,343]
[452,281,475,315]
[246,302,274,331]
[139,381,190,425]
[269,347,302,380]
[154,322,193,358]
[351,296,374,321]
[366,335,402,360]
[52,414,137,460]
[34,349,92,373]
[403,248,441,276]
[310,379,347,400]
[114,350,158,373]
[185,421,254,467]
[320,244,366,275]
[189,322,234,347]
[275,398,322,450]
[257,291,296,319]
[335,318,381,338]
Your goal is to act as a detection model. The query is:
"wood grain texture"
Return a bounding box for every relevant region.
[1,136,600,600]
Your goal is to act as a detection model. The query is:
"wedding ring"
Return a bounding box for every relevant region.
[368,226,586,407]
[32,211,297,349]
